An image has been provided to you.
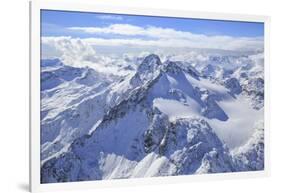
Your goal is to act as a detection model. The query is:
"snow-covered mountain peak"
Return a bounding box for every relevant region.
[163,61,184,74]
[131,55,202,88]
[130,54,163,86]
[137,54,162,74]
[40,51,264,183]
[164,61,201,81]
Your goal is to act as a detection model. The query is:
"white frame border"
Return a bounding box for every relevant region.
[30,1,271,192]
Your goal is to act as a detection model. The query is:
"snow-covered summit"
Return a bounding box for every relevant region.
[137,54,162,73]
[40,52,264,183]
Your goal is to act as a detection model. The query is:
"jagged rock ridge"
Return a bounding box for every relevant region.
[40,54,264,183]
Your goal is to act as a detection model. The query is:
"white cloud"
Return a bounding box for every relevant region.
[69,24,144,36]
[68,24,263,51]
[96,15,123,21]
[41,24,263,74]
[42,36,98,66]
[41,34,264,76]
[41,36,133,76]
[69,24,192,38]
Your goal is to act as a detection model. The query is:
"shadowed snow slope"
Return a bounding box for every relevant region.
[40,53,264,183]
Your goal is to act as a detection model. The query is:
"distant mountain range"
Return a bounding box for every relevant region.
[40,52,264,183]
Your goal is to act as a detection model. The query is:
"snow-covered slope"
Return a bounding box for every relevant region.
[40,53,264,183]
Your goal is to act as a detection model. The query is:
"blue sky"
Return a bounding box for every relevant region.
[41,9,264,38]
[41,9,264,57]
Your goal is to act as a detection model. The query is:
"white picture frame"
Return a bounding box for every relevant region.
[30,0,270,192]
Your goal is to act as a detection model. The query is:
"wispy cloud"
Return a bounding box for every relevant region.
[68,24,263,51]
[96,15,123,21]
[41,35,264,75]
[69,24,195,38]
[69,24,144,37]
[67,23,263,51]
[42,23,263,67]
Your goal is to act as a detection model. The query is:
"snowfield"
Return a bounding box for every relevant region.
[40,51,264,183]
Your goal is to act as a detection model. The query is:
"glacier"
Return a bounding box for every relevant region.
[40,52,264,183]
